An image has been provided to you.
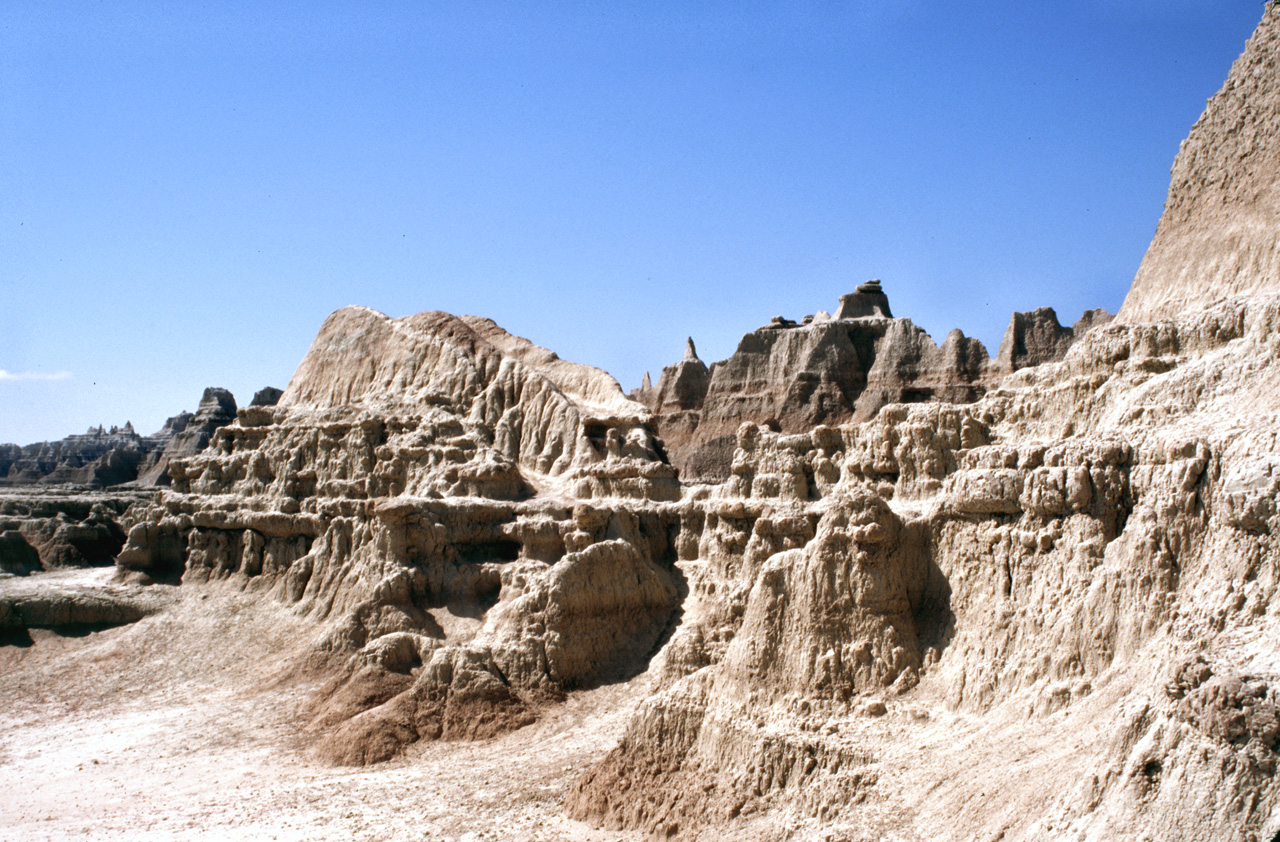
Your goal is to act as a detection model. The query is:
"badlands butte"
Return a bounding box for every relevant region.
[4,7,1280,842]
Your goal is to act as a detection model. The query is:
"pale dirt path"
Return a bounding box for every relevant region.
[0,572,645,842]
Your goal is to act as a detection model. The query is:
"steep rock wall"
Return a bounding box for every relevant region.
[570,296,1280,840]
[638,291,1106,483]
[1119,6,1280,323]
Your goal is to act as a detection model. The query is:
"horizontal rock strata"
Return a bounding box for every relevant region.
[634,284,1110,481]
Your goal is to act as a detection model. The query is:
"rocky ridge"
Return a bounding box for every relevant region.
[3,7,1279,842]
[634,281,1111,482]
[0,386,275,490]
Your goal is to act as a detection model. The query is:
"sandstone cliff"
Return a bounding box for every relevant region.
[1118,5,1280,322]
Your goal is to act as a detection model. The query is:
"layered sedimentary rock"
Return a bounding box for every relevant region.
[135,387,240,485]
[563,11,1280,840]
[636,284,1107,481]
[14,7,1269,840]
[0,387,258,489]
[113,306,684,763]
[1118,5,1280,322]
[994,306,1113,374]
[0,489,148,572]
[568,294,1280,840]
[0,424,149,488]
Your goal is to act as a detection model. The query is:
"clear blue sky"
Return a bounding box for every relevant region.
[0,1,1269,444]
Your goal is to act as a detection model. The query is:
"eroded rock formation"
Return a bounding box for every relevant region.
[1119,5,1280,322]
[5,7,1277,841]
[635,284,1107,481]
[0,386,266,490]
[110,306,684,763]
[0,424,149,488]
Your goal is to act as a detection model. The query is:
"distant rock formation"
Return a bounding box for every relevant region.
[637,283,1109,480]
[136,387,240,486]
[0,386,279,489]
[994,306,1114,374]
[0,424,149,488]
[1118,5,1280,322]
[833,278,893,318]
[250,386,284,407]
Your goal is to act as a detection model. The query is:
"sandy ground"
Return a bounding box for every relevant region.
[0,570,647,842]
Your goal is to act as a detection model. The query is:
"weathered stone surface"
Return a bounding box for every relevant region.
[0,530,40,576]
[833,278,893,319]
[0,489,147,571]
[994,305,1114,374]
[250,386,284,407]
[637,285,1110,483]
[0,386,265,490]
[0,568,166,633]
[136,387,240,486]
[108,306,683,762]
[1119,6,1280,322]
[637,285,998,481]
[7,9,1279,841]
[0,424,147,488]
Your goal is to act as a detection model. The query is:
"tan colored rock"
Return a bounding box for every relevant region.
[1119,7,1280,323]
[641,286,1105,483]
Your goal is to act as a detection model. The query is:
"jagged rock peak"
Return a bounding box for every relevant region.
[196,387,237,418]
[994,306,1115,375]
[682,337,700,362]
[1118,6,1280,322]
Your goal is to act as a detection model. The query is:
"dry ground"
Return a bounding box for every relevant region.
[0,569,648,842]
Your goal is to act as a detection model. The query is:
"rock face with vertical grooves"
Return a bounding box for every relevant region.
[6,8,1280,842]
[634,285,1107,482]
[1118,6,1280,322]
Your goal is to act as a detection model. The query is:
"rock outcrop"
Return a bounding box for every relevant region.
[568,292,1280,841]
[0,489,148,571]
[1118,4,1280,322]
[562,11,1280,840]
[112,306,683,763]
[637,283,1107,481]
[135,387,240,486]
[994,306,1114,374]
[0,424,149,488]
[5,8,1274,842]
[0,387,266,490]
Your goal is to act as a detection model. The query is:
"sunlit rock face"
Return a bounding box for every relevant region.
[1119,6,1280,323]
[113,305,686,762]
[34,6,1277,841]
[634,284,1106,484]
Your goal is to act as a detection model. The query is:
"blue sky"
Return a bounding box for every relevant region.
[0,1,1269,444]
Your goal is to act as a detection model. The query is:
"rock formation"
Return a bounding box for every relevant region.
[0,386,267,490]
[5,7,1279,842]
[637,283,1107,481]
[0,489,147,572]
[994,305,1114,374]
[0,423,149,488]
[111,306,683,763]
[135,387,240,485]
[1118,5,1280,322]
[833,278,893,319]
